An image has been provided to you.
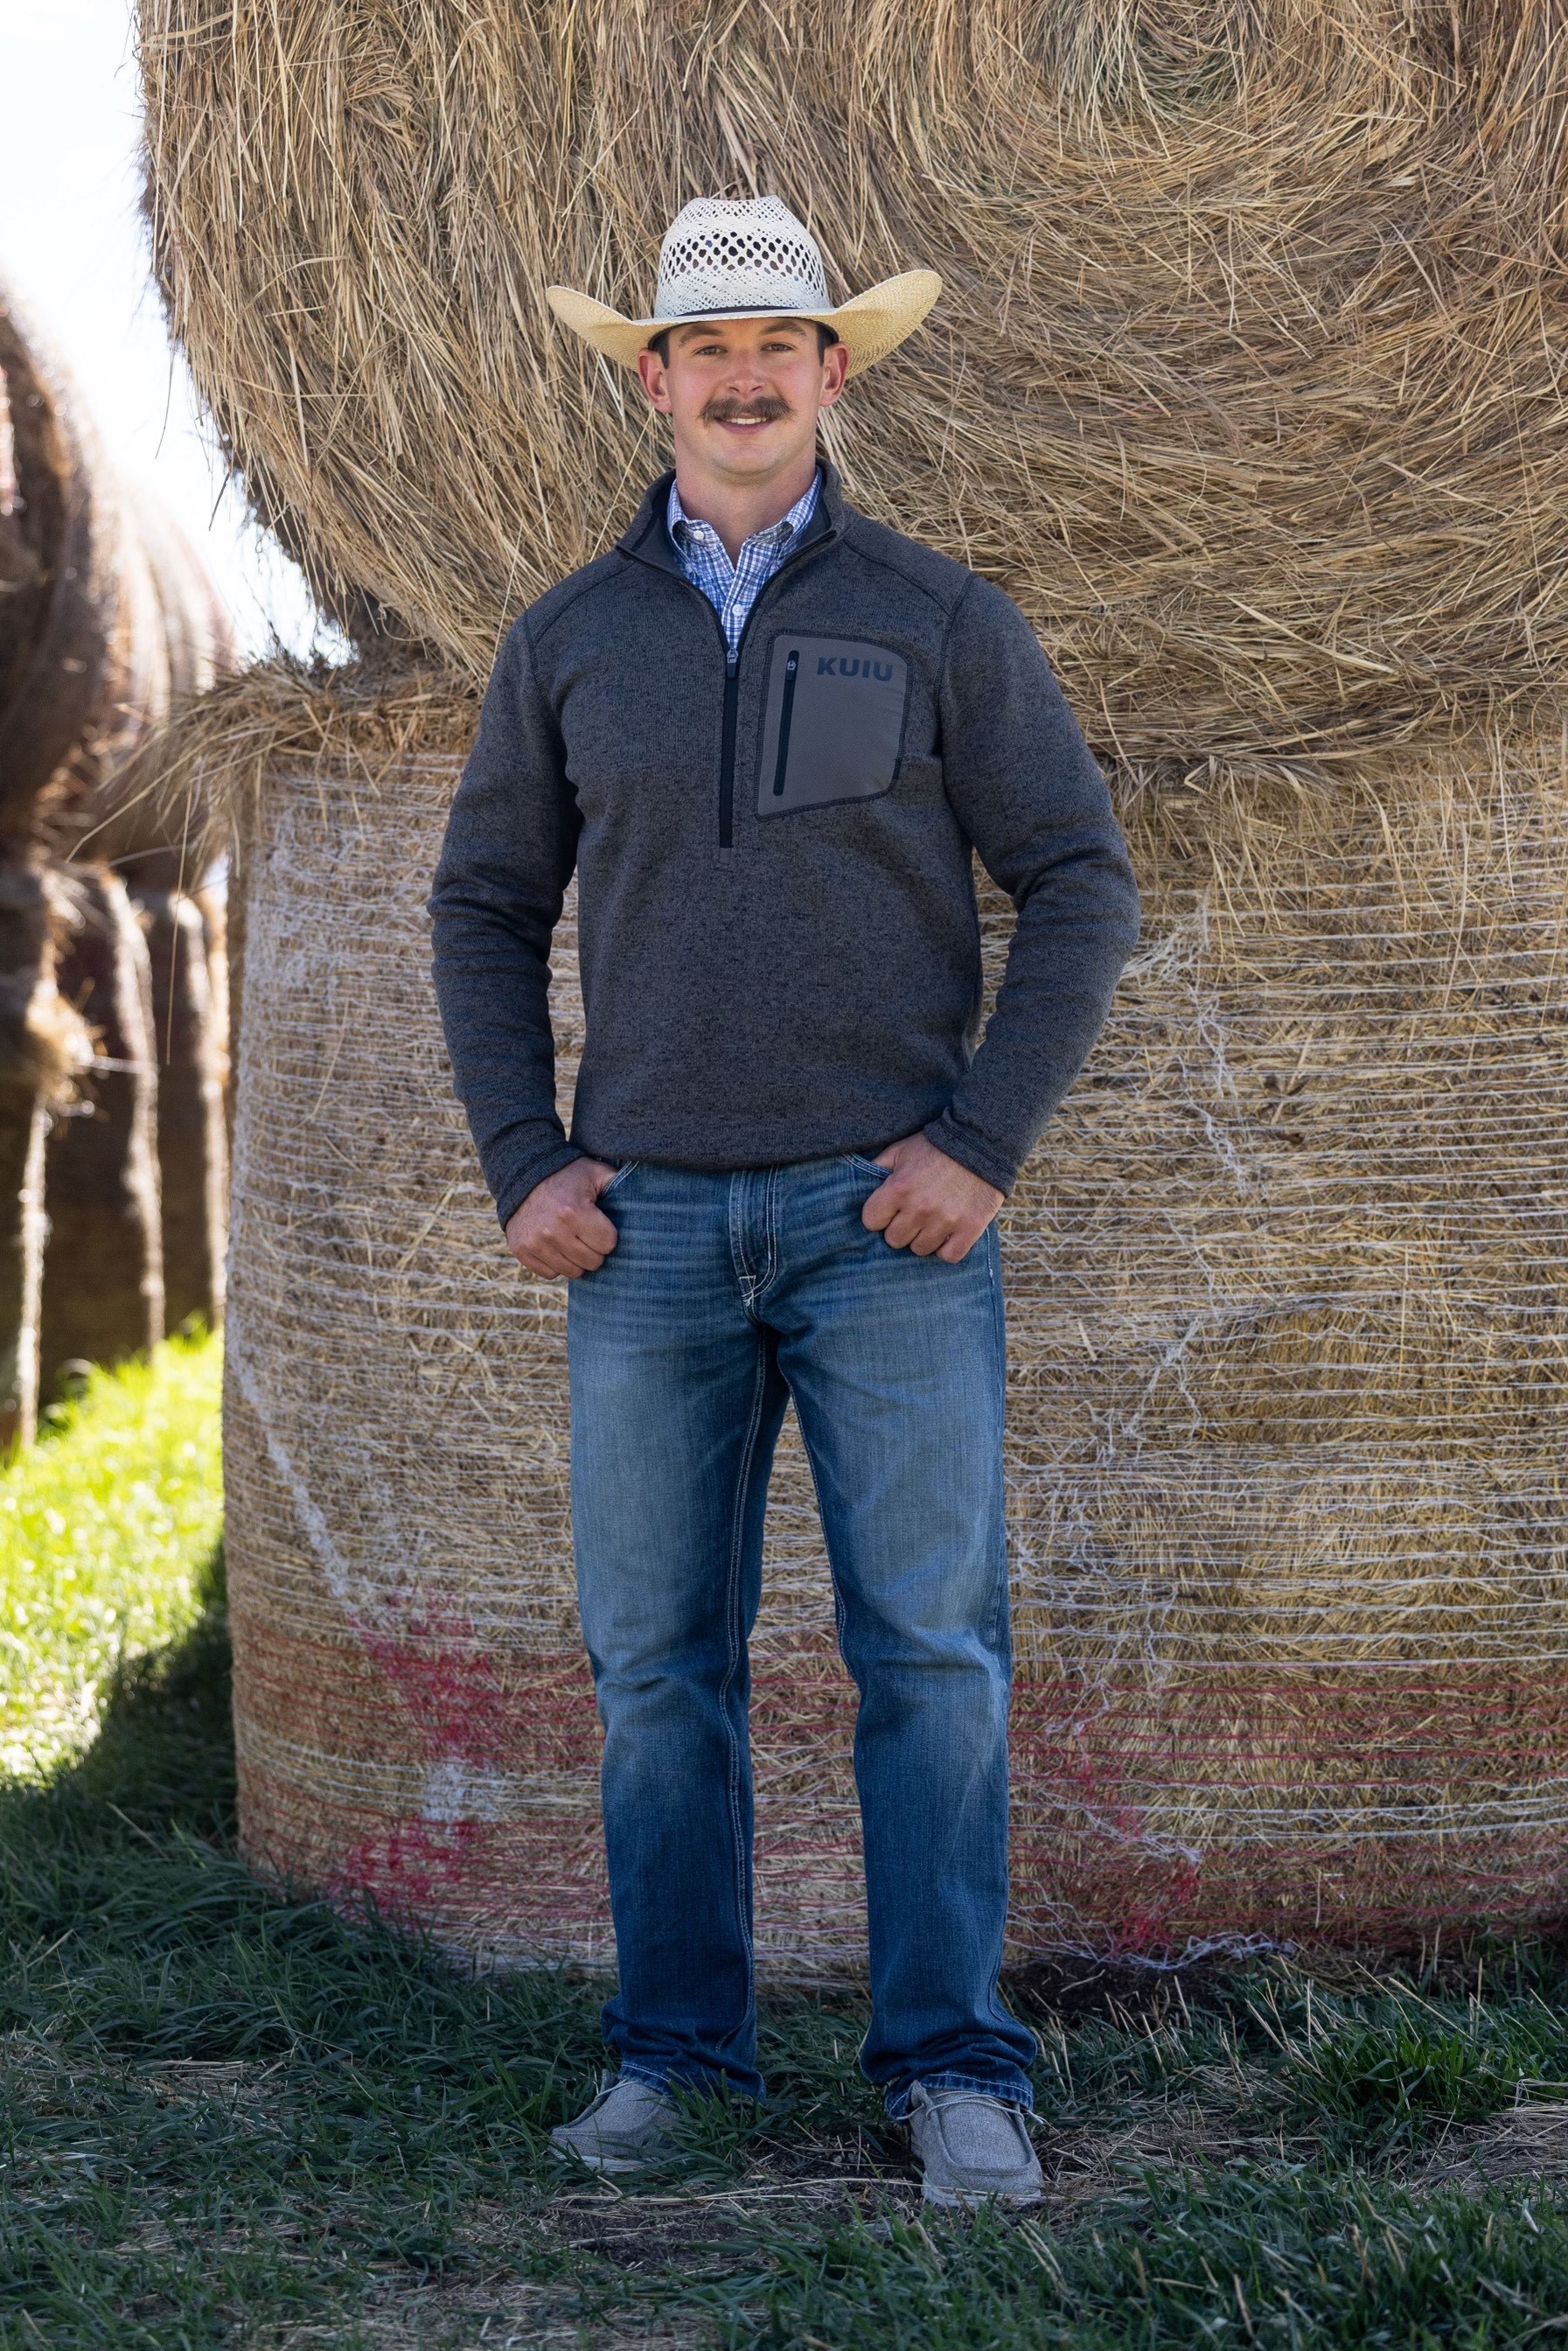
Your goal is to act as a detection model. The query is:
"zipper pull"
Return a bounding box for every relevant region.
[771,650,800,799]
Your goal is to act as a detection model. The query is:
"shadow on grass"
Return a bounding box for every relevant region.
[54,1538,238,1841]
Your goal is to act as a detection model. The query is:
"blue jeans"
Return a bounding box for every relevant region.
[566,1153,1035,2116]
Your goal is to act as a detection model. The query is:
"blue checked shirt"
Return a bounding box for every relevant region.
[667,471,822,665]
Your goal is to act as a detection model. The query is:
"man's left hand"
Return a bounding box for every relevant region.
[861,1134,1005,1263]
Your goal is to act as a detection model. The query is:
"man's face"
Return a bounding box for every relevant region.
[637,317,848,488]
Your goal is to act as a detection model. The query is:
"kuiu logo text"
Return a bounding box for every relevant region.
[817,655,895,680]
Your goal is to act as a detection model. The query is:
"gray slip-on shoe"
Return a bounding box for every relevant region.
[903,2082,1044,2209]
[549,2075,680,2174]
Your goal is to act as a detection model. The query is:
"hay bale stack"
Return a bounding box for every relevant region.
[212,671,1568,1964]
[144,0,1568,1957]
[136,883,226,1333]
[1,279,232,1420]
[38,868,163,1401]
[142,0,1568,763]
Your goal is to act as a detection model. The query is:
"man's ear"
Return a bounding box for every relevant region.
[637,348,673,415]
[817,340,851,412]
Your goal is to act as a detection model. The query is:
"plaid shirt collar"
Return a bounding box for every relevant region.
[666,470,822,663]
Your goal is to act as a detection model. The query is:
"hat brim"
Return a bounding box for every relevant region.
[545,270,941,377]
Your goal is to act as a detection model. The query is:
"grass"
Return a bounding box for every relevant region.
[3,1341,1568,2347]
[0,1336,222,1776]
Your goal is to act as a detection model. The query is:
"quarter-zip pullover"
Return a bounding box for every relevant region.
[429,465,1140,1229]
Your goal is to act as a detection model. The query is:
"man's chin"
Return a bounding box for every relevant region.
[700,426,806,477]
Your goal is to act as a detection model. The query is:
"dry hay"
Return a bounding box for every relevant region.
[38,867,164,1401]
[34,486,235,879]
[0,286,115,831]
[0,860,94,1448]
[1416,2100,1568,2194]
[208,668,1568,1969]
[141,0,1568,765]
[137,885,227,1334]
[0,276,233,867]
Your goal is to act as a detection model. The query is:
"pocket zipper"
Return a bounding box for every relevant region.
[770,649,800,797]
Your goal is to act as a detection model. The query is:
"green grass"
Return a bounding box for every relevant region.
[3,1341,1568,2347]
[0,1336,222,1775]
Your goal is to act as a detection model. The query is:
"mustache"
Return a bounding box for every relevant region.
[701,393,791,425]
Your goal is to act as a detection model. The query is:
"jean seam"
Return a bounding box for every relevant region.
[619,2061,678,2094]
[986,1228,1010,1664]
[982,1226,1015,2048]
[717,1331,768,1986]
[728,1169,754,1310]
[756,1163,779,1302]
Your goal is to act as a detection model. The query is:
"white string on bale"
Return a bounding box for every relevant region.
[217,690,1568,1971]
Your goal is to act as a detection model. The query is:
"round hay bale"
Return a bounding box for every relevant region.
[143,0,1568,760]
[59,491,235,881]
[0,859,90,1448]
[194,876,231,1162]
[38,867,164,1399]
[218,671,1568,1966]
[0,286,115,832]
[135,884,226,1336]
[0,278,233,863]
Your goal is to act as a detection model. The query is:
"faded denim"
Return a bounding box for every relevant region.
[567,1153,1036,2116]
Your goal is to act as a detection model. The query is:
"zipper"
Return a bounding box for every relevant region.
[715,552,818,849]
[770,650,799,799]
[624,492,837,852]
[719,666,740,848]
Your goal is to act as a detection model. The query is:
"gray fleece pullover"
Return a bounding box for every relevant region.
[429,466,1139,1229]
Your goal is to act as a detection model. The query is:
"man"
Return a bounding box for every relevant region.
[429,196,1139,2208]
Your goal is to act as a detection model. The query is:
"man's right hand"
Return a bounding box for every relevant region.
[505,1157,621,1280]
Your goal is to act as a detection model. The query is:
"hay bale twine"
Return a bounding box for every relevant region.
[38,868,163,1399]
[134,885,226,1335]
[220,671,1568,1965]
[143,0,1568,762]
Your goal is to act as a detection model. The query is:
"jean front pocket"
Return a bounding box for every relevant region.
[600,1159,640,1198]
[842,1152,890,1182]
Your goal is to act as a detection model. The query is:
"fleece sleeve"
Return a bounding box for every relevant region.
[923,576,1141,1195]
[428,618,584,1230]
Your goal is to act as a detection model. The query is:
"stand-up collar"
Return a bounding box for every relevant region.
[618,460,846,576]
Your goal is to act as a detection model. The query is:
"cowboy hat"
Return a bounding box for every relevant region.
[547,196,939,377]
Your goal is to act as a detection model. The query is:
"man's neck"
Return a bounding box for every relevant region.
[671,450,819,564]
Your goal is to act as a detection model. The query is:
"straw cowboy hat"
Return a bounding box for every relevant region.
[547,197,940,377]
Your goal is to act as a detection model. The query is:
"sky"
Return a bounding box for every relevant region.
[0,0,328,662]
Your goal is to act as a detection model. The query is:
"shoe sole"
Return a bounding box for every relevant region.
[922,2180,1043,2210]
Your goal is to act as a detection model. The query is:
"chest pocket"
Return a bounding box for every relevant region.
[755,634,909,819]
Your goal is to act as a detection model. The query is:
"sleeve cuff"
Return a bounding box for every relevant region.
[494,1141,586,1232]
[922,1113,1018,1198]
